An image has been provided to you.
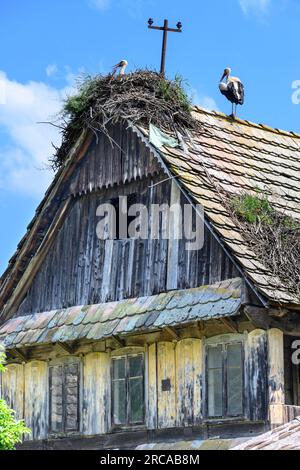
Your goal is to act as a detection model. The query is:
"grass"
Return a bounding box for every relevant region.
[230,192,274,224]
[228,191,300,297]
[52,70,199,170]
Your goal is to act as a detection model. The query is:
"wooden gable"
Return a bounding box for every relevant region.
[0,122,242,319]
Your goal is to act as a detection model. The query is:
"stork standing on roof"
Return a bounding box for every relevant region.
[111,60,128,78]
[219,67,244,118]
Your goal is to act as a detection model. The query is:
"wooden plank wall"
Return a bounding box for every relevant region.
[24,361,48,440]
[175,339,202,427]
[268,329,285,427]
[82,352,110,435]
[157,342,177,429]
[16,176,238,316]
[246,330,268,422]
[147,343,158,430]
[67,123,162,196]
[0,331,274,442]
[1,364,24,420]
[269,404,300,428]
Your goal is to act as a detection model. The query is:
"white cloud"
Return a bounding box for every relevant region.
[197,96,219,112]
[0,72,75,196]
[89,0,146,17]
[239,0,271,15]
[191,89,219,112]
[90,0,111,10]
[46,64,58,77]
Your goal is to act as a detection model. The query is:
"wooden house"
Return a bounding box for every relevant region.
[0,108,300,449]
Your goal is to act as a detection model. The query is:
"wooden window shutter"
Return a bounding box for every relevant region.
[49,362,80,433]
[49,365,64,433]
[64,363,80,432]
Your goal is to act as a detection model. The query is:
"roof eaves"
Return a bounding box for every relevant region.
[192,106,300,140]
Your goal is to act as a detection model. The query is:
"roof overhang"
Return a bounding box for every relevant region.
[0,278,242,350]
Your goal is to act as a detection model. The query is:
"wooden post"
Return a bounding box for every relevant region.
[148,18,182,77]
[160,20,168,76]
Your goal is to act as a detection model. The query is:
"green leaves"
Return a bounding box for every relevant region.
[52,70,200,171]
[0,400,31,450]
[0,346,31,450]
[0,344,6,373]
[158,74,192,112]
[63,74,96,120]
[230,193,274,225]
[228,191,300,297]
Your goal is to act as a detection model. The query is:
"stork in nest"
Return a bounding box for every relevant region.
[111,60,128,79]
[219,67,244,118]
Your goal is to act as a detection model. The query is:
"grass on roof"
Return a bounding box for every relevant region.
[228,192,300,298]
[50,70,199,171]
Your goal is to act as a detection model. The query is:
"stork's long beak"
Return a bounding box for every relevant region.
[220,71,227,82]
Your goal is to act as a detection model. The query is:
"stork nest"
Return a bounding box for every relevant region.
[227,192,300,298]
[50,70,200,170]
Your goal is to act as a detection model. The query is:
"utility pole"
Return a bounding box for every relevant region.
[148,18,182,77]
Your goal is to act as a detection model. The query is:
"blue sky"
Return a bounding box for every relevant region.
[0,0,299,274]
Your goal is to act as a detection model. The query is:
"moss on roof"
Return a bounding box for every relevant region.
[51,70,200,170]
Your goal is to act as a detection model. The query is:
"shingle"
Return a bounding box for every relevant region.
[47,310,65,329]
[0,279,242,349]
[63,307,83,325]
[72,309,87,326]
[3,332,18,348]
[154,307,191,327]
[159,107,300,305]
[0,317,22,336]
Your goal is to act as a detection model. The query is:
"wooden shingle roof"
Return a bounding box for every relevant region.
[0,279,241,349]
[232,418,300,450]
[0,108,299,321]
[157,107,300,306]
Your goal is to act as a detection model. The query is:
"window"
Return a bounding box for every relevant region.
[112,354,145,427]
[49,362,80,433]
[207,342,243,418]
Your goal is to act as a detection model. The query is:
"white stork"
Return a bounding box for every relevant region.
[111,60,128,78]
[219,67,244,117]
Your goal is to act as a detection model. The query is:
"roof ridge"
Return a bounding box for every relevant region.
[192,106,300,140]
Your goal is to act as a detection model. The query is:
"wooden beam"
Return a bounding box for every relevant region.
[165,326,179,340]
[56,342,75,355]
[9,348,27,362]
[2,198,73,320]
[269,308,289,318]
[112,336,126,348]
[197,321,205,334]
[245,306,300,336]
[244,306,274,330]
[220,317,239,333]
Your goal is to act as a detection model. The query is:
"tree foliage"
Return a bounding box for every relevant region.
[0,346,31,450]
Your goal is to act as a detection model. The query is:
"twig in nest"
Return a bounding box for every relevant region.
[49,70,201,171]
[225,192,300,298]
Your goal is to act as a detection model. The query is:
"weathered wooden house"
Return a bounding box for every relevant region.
[0,107,300,449]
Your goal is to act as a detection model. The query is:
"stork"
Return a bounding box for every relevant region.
[219,67,244,118]
[111,60,128,78]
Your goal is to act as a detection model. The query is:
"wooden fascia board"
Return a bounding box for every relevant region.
[1,197,73,321]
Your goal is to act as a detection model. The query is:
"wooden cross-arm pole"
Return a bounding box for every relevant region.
[148,18,182,77]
